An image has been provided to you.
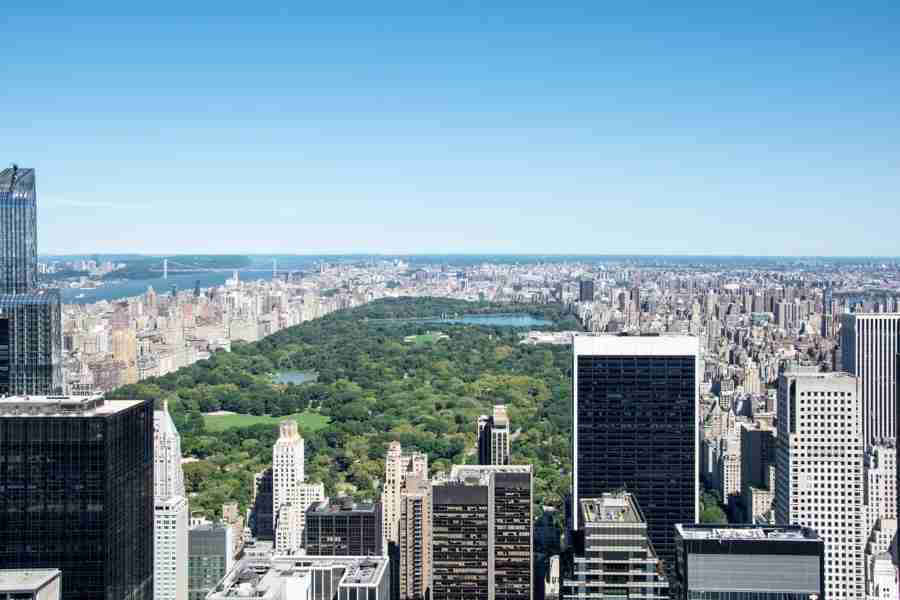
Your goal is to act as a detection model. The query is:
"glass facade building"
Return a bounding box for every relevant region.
[673,524,824,600]
[573,335,699,573]
[0,167,38,296]
[304,499,383,557]
[0,396,154,600]
[0,290,63,396]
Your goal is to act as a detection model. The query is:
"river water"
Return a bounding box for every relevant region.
[59,270,275,304]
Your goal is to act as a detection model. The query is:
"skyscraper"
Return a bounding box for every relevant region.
[431,465,533,600]
[381,441,428,546]
[775,369,864,600]
[154,401,186,498]
[272,420,305,534]
[578,279,594,303]
[0,290,63,395]
[572,334,699,571]
[0,395,153,600]
[188,521,234,600]
[0,166,38,295]
[399,476,432,600]
[154,401,188,600]
[154,496,189,600]
[477,405,511,466]
[249,467,274,541]
[562,493,669,600]
[673,524,825,600]
[841,313,900,446]
[303,498,383,556]
[0,167,62,396]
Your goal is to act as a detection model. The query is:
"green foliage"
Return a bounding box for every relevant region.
[110,297,578,517]
[700,492,728,524]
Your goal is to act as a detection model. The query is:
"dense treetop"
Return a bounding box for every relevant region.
[111,297,576,518]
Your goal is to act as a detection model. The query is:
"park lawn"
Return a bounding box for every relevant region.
[404,332,448,345]
[203,410,330,433]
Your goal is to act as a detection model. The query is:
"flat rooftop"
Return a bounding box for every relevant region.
[0,395,144,417]
[448,464,532,486]
[212,556,388,598]
[676,524,821,542]
[308,498,377,514]
[574,333,698,357]
[0,569,60,592]
[580,493,642,524]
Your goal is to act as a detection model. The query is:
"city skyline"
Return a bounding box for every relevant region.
[5,3,900,256]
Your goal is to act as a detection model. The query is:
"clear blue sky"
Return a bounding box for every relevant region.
[5,2,899,256]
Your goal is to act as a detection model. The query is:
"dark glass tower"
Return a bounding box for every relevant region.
[0,166,38,295]
[431,465,533,600]
[573,335,698,572]
[303,498,383,556]
[0,396,154,600]
[0,289,63,395]
[0,166,62,396]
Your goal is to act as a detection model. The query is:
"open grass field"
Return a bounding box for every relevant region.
[203,410,330,433]
[403,331,448,345]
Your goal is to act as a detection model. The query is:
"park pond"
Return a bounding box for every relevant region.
[272,370,318,384]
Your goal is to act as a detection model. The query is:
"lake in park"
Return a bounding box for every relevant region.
[273,370,318,384]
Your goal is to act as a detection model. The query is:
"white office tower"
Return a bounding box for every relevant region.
[775,370,865,600]
[154,495,189,600]
[840,313,900,446]
[381,441,428,546]
[154,400,186,498]
[154,402,188,600]
[274,504,302,554]
[272,420,305,533]
[296,482,325,546]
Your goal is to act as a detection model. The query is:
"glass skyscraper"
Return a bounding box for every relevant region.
[0,166,62,396]
[0,290,63,395]
[0,166,38,295]
[573,334,699,573]
[0,395,154,600]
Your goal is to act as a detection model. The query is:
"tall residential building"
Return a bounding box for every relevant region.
[673,524,825,600]
[431,465,533,600]
[0,166,38,294]
[0,290,63,395]
[154,495,189,600]
[275,504,303,554]
[775,370,864,600]
[863,444,897,536]
[272,420,305,533]
[398,476,432,600]
[304,498,383,556]
[579,279,595,303]
[0,570,61,600]
[841,313,900,445]
[381,441,428,546]
[188,521,234,600]
[0,395,153,600]
[154,401,188,600]
[477,404,512,466]
[155,400,186,498]
[562,493,668,600]
[573,335,699,571]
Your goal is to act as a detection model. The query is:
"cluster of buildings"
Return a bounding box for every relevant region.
[3,166,900,599]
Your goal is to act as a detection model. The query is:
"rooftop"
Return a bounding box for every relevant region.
[0,569,60,592]
[448,464,532,485]
[675,524,821,542]
[0,166,35,190]
[0,395,145,417]
[580,493,643,524]
[574,333,698,357]
[308,497,377,514]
